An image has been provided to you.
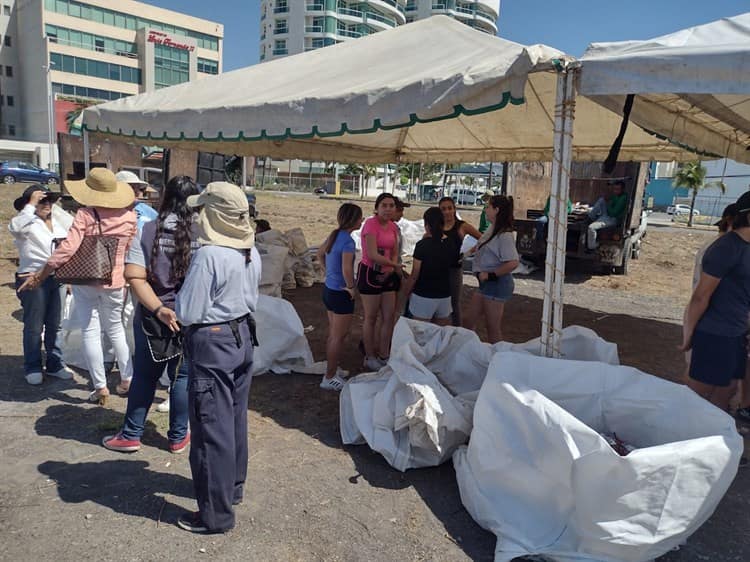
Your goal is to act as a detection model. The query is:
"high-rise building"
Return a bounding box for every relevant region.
[259,0,499,62]
[406,1,498,34]
[0,0,223,164]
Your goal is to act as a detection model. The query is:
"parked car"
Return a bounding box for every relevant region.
[451,188,483,206]
[0,161,59,185]
[667,203,700,216]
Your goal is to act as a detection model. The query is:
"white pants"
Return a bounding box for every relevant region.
[73,286,133,390]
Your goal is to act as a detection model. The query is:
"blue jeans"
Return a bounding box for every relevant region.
[120,307,188,444]
[15,274,65,375]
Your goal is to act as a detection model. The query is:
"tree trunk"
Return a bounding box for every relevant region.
[688,188,698,227]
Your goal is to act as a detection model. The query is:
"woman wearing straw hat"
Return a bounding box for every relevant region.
[19,168,137,404]
[9,185,73,385]
[173,182,261,534]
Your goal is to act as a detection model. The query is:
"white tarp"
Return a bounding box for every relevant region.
[340,319,618,472]
[453,352,744,562]
[62,294,313,377]
[81,17,708,164]
[580,13,750,164]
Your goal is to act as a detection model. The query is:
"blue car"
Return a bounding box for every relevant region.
[0,161,59,185]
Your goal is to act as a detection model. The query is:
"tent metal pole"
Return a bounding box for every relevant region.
[241,156,247,187]
[551,69,577,356]
[83,129,90,173]
[541,67,577,357]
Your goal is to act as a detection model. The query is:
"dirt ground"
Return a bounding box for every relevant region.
[1,188,748,561]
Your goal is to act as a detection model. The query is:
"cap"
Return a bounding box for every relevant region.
[115,170,148,186]
[736,191,750,214]
[714,203,738,226]
[393,197,411,210]
[13,184,60,211]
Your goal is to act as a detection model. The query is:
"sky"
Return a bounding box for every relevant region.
[145,0,749,71]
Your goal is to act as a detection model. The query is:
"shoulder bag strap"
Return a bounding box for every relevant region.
[91,208,104,236]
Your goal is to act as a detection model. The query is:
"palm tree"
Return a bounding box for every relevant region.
[673,161,725,227]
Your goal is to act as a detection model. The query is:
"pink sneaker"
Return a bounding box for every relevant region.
[169,432,190,454]
[102,433,141,453]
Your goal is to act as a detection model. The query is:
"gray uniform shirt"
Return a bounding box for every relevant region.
[472,231,519,273]
[175,245,262,327]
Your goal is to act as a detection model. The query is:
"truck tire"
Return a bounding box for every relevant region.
[614,242,631,275]
[631,240,641,260]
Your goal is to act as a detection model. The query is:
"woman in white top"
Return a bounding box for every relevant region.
[9,185,73,385]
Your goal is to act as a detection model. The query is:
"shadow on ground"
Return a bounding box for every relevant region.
[34,403,170,450]
[38,459,193,525]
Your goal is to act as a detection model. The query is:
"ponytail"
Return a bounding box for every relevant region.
[326,203,363,254]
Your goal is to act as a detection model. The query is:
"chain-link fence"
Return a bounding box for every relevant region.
[671,194,736,225]
[252,172,360,194]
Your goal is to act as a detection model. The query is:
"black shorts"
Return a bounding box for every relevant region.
[689,329,747,387]
[356,262,401,295]
[322,286,355,315]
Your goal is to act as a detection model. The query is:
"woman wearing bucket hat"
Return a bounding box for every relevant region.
[173,181,261,534]
[681,191,750,412]
[19,168,137,404]
[9,185,73,385]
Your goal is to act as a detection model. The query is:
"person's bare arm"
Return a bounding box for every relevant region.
[125,263,179,332]
[460,222,482,241]
[364,233,401,271]
[680,272,721,351]
[401,259,421,297]
[341,251,356,299]
[316,235,329,267]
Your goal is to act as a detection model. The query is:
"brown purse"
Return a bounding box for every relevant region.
[55,209,119,285]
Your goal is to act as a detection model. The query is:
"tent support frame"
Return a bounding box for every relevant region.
[541,68,577,357]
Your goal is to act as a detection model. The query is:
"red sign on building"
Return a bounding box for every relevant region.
[147,30,195,52]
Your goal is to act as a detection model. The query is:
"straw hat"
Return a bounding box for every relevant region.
[187,182,255,249]
[65,168,135,209]
[115,170,157,194]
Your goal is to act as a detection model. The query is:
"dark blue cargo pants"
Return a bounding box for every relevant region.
[185,318,254,532]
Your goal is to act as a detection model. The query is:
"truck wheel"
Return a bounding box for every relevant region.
[614,243,631,275]
[631,240,641,260]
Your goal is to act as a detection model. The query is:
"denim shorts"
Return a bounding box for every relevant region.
[322,286,355,315]
[478,274,514,302]
[689,329,747,387]
[409,294,452,320]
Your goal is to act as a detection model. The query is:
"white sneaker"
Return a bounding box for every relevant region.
[320,374,347,392]
[47,366,73,380]
[156,398,170,413]
[364,356,385,371]
[25,372,43,385]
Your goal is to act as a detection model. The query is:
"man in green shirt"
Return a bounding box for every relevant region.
[587,180,628,250]
[536,195,573,240]
[478,192,493,233]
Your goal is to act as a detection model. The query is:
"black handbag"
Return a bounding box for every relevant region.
[140,305,183,362]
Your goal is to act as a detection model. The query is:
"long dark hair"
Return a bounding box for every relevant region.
[478,195,514,250]
[149,175,199,282]
[423,207,444,236]
[325,203,363,254]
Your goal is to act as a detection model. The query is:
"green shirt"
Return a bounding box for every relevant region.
[479,209,490,233]
[606,192,628,220]
[543,196,573,216]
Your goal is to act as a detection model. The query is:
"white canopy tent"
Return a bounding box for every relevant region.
[580,12,750,166]
[81,16,734,356]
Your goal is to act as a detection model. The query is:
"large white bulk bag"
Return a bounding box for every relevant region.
[453,352,743,562]
[340,319,619,472]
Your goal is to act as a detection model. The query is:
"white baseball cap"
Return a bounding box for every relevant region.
[115,170,148,186]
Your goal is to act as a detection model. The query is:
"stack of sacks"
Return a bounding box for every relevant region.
[453,352,743,562]
[340,319,618,471]
[255,228,325,295]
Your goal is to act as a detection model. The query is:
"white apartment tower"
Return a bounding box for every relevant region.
[259,0,500,62]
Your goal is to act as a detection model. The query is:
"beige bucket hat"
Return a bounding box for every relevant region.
[187,182,255,250]
[65,167,135,209]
